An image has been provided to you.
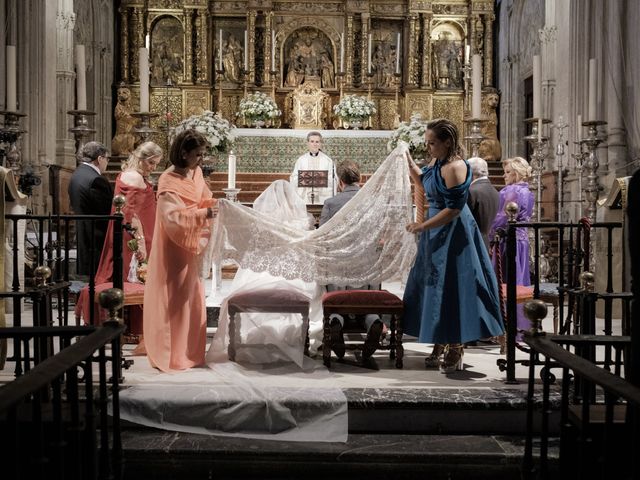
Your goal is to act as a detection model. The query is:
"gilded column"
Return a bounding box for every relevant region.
[119,7,130,82]
[130,7,143,80]
[248,10,257,84]
[361,13,370,83]
[469,14,477,55]
[184,8,194,83]
[265,12,273,82]
[195,9,208,84]
[346,15,354,85]
[407,14,418,87]
[421,14,432,88]
[484,14,494,86]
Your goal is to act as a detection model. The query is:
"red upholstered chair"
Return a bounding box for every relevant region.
[321,289,404,368]
[226,289,311,362]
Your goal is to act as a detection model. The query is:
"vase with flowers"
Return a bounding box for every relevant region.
[387,113,429,160]
[333,94,377,129]
[238,92,281,127]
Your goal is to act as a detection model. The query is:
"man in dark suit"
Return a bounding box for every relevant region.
[319,161,383,360]
[68,141,113,276]
[467,156,500,251]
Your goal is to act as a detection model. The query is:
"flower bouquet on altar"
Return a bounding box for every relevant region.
[333,94,377,129]
[171,110,236,155]
[237,92,281,127]
[387,113,429,160]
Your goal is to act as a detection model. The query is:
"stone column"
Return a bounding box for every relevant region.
[184,8,194,84]
[56,0,76,167]
[119,7,130,82]
[421,13,432,88]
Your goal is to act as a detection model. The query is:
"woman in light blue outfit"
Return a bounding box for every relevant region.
[403,119,504,373]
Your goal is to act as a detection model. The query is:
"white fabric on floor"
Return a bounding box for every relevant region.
[116,362,348,442]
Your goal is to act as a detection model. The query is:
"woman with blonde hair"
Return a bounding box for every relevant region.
[490,156,535,342]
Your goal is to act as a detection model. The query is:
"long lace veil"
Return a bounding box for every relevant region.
[206,143,417,286]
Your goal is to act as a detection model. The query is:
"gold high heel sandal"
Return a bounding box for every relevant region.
[439,344,464,374]
[424,343,445,368]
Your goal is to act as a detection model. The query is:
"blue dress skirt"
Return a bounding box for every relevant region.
[403,160,504,344]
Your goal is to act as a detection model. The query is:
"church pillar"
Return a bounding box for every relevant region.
[130,7,143,81]
[184,7,194,84]
[265,12,274,83]
[345,14,354,85]
[119,7,130,82]
[55,0,76,169]
[407,14,418,87]
[603,0,627,176]
[247,10,257,85]
[421,13,432,88]
[483,14,494,86]
[195,8,208,84]
[361,13,370,86]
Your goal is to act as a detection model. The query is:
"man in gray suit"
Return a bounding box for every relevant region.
[467,156,500,251]
[319,161,383,360]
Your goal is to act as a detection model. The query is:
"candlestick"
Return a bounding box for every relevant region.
[227,150,237,189]
[67,110,95,162]
[75,45,87,111]
[465,44,470,65]
[463,117,487,158]
[537,118,542,142]
[131,112,158,143]
[471,54,482,119]
[139,47,150,112]
[340,34,344,73]
[588,58,597,121]
[5,46,17,111]
[533,55,541,119]
[577,114,582,142]
[0,111,26,174]
[395,33,401,74]
[219,30,223,71]
[244,30,248,70]
[367,33,372,74]
[271,30,276,71]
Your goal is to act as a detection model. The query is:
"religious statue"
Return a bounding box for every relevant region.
[111,85,136,156]
[474,17,485,61]
[320,52,335,88]
[481,90,500,139]
[222,35,243,83]
[432,33,463,89]
[284,29,331,89]
[151,38,183,85]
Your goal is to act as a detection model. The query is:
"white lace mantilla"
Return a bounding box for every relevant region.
[207,144,417,286]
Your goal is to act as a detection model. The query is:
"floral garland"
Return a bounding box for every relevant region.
[237,92,281,122]
[332,94,377,120]
[171,110,236,154]
[387,113,429,159]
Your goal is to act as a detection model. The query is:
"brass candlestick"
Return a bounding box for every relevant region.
[571,140,588,221]
[131,112,159,143]
[269,69,278,99]
[463,117,487,158]
[524,117,551,223]
[216,68,224,116]
[1,111,26,174]
[393,72,402,128]
[241,68,251,97]
[67,110,95,163]
[336,71,345,100]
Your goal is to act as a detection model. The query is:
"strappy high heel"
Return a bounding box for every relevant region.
[439,344,464,373]
[424,343,445,368]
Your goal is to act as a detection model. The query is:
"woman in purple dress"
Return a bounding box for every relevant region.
[490,156,534,341]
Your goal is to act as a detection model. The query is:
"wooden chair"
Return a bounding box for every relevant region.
[227,289,311,362]
[321,289,404,368]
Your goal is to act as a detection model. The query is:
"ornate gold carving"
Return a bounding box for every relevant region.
[150,0,184,8]
[283,27,336,89]
[432,94,464,132]
[432,4,468,15]
[150,16,184,86]
[195,9,208,83]
[379,98,399,130]
[285,84,329,129]
[249,0,273,9]
[345,1,368,13]
[211,2,247,12]
[371,4,405,15]
[409,0,432,11]
[119,8,130,82]
[431,22,464,90]
[275,2,342,13]
[405,92,431,120]
[184,10,194,83]
[183,89,211,117]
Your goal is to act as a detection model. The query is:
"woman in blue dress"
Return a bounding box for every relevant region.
[403,119,504,373]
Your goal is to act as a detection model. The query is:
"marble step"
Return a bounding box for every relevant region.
[120,430,559,479]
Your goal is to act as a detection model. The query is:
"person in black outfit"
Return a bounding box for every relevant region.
[68,141,114,276]
[467,156,500,251]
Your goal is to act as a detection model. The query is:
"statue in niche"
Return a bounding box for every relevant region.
[150,18,184,86]
[372,42,396,89]
[111,85,136,156]
[284,28,333,88]
[432,32,463,89]
[222,34,243,83]
[474,17,485,61]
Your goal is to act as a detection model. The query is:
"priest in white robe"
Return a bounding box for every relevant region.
[289,131,336,204]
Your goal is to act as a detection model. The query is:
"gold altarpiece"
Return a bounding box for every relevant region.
[116,0,496,150]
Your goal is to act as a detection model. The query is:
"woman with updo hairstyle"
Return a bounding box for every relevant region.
[75,141,163,345]
[403,118,503,373]
[143,129,219,372]
[490,156,535,343]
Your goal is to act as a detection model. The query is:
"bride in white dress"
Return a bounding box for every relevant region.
[206,180,324,367]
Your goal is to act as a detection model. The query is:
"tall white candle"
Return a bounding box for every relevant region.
[395,33,401,74]
[5,45,17,112]
[465,44,470,64]
[471,54,482,119]
[271,30,276,71]
[139,47,150,112]
[588,58,597,121]
[75,45,87,111]
[145,34,150,50]
[219,29,223,71]
[367,33,372,74]
[577,114,582,142]
[228,151,237,189]
[244,30,248,70]
[533,55,541,119]
[340,34,344,72]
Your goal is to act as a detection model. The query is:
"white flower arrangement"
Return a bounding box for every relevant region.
[237,92,281,122]
[387,113,429,159]
[171,110,236,154]
[332,94,377,120]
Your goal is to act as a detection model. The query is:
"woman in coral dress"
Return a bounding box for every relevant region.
[143,130,218,372]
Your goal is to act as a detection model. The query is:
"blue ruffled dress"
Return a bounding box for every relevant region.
[403,160,504,344]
